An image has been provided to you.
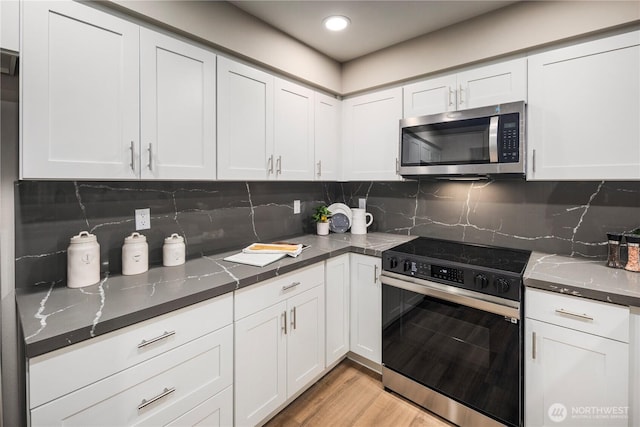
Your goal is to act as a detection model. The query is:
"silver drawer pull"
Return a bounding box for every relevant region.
[282,281,301,291]
[555,308,594,322]
[137,330,176,349]
[138,387,175,411]
[532,331,537,360]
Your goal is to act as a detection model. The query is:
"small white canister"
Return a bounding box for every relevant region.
[122,232,148,275]
[163,233,185,267]
[67,231,100,288]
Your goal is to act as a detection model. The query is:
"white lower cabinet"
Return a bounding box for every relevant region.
[349,254,381,365]
[28,294,234,426]
[525,288,630,427]
[325,254,350,366]
[234,264,325,426]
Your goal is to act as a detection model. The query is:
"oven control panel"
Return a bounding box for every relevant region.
[382,254,521,301]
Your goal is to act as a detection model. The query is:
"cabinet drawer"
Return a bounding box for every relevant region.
[525,288,629,342]
[31,325,233,426]
[29,293,233,408]
[235,263,324,320]
[165,385,233,427]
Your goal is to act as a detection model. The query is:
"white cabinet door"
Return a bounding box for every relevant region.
[457,58,527,110]
[286,285,325,398]
[350,254,381,364]
[314,92,341,180]
[630,307,640,427]
[403,74,457,118]
[342,88,403,181]
[235,301,287,426]
[140,28,216,180]
[525,318,629,427]
[528,30,640,180]
[217,56,274,180]
[1,0,19,52]
[21,1,139,179]
[274,78,315,180]
[325,254,350,366]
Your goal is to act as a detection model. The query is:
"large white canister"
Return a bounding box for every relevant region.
[122,232,148,275]
[163,233,186,267]
[67,231,100,288]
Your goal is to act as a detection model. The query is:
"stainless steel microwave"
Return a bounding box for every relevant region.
[399,101,526,178]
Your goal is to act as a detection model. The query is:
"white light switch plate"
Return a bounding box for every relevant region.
[135,208,150,230]
[293,200,301,214]
[358,198,366,209]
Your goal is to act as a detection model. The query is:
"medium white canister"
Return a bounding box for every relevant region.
[67,231,100,288]
[122,232,148,275]
[163,233,185,267]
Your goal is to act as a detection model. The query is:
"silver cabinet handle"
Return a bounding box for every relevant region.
[555,308,594,322]
[532,331,537,360]
[374,265,379,284]
[137,330,176,349]
[282,310,287,335]
[129,141,135,172]
[395,158,399,174]
[448,87,455,107]
[147,143,153,171]
[532,149,536,173]
[459,84,465,105]
[268,155,274,174]
[291,306,297,330]
[138,387,175,411]
[276,155,282,175]
[317,160,322,177]
[282,281,300,291]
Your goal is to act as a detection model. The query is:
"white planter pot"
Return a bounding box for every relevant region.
[316,222,329,235]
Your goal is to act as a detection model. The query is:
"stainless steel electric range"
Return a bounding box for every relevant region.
[380,237,531,427]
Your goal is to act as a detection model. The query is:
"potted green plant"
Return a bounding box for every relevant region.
[312,205,332,235]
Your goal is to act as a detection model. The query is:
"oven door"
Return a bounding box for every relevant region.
[381,275,522,427]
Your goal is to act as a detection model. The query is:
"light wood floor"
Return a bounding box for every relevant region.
[265,359,454,427]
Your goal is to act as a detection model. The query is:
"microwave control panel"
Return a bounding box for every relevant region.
[498,113,520,163]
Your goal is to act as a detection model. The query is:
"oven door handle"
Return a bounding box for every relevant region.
[380,273,519,319]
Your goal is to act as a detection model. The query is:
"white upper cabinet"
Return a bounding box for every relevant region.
[527,30,640,180]
[21,2,216,180]
[314,92,341,181]
[21,1,140,179]
[274,78,315,180]
[1,0,19,52]
[403,58,527,118]
[217,56,274,180]
[140,28,216,180]
[342,87,403,181]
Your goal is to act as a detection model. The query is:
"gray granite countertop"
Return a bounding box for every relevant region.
[524,252,640,306]
[16,232,415,358]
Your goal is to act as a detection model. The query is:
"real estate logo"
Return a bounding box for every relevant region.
[548,403,567,423]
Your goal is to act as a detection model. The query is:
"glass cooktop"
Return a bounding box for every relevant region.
[387,237,531,274]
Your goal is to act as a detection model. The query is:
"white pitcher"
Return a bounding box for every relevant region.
[351,208,373,235]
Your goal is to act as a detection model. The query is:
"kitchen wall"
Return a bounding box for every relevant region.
[342,1,640,94]
[15,181,335,288]
[337,180,639,258]
[15,179,639,288]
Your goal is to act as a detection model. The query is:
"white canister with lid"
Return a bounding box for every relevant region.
[122,232,148,275]
[67,231,101,288]
[163,233,185,266]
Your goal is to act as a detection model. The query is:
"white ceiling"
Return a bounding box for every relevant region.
[228,1,519,62]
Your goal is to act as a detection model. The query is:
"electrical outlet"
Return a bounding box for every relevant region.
[135,208,151,230]
[293,200,301,214]
[359,198,366,209]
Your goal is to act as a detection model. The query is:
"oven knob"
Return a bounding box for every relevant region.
[389,257,398,269]
[474,274,488,289]
[495,278,510,293]
[403,260,412,272]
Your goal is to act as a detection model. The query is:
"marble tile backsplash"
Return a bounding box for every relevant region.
[14,179,639,288]
[15,181,336,288]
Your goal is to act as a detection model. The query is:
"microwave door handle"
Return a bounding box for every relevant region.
[489,116,499,163]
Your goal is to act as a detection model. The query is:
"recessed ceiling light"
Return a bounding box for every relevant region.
[323,15,350,32]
